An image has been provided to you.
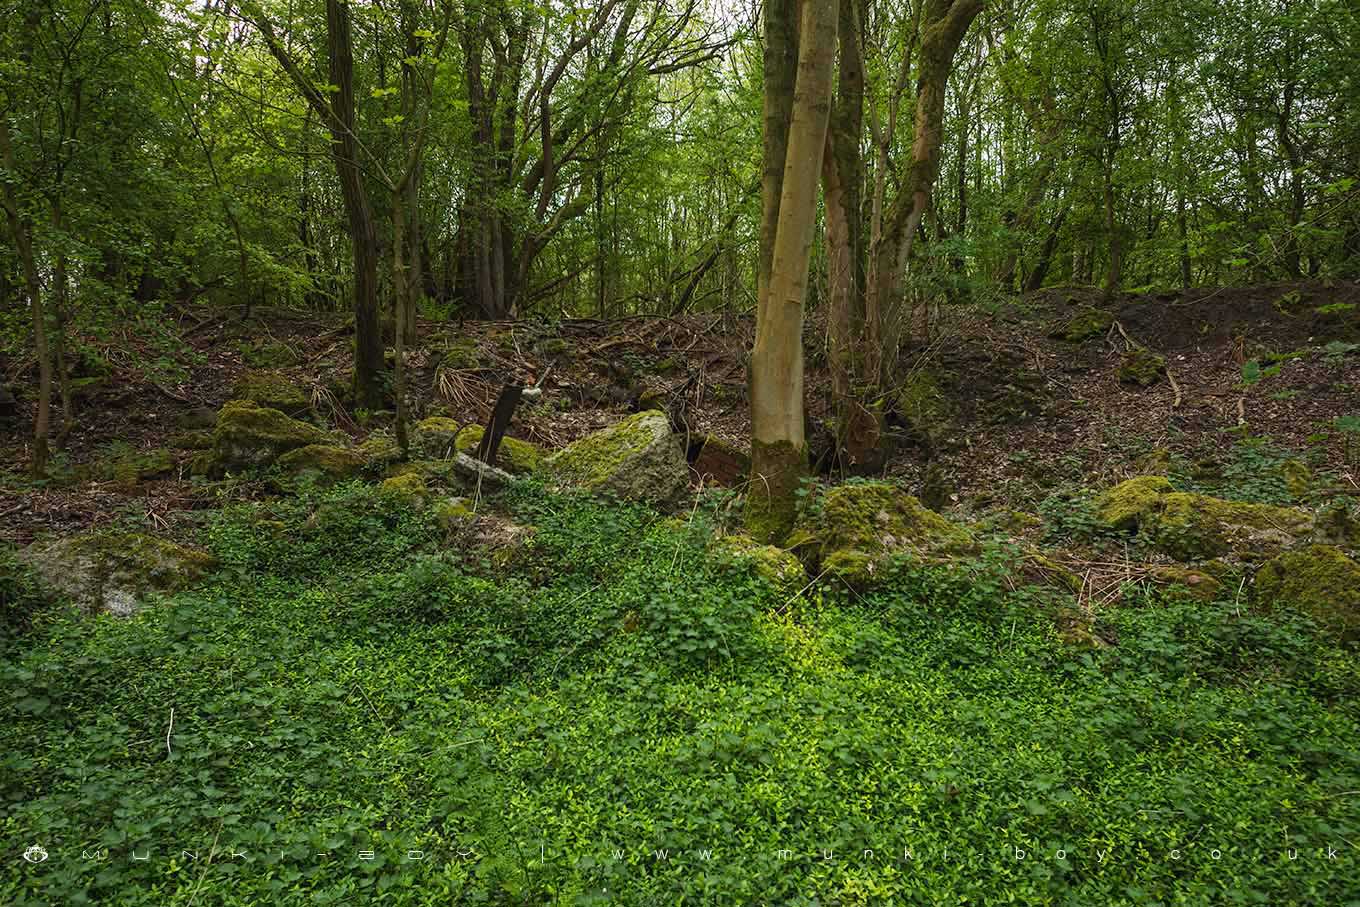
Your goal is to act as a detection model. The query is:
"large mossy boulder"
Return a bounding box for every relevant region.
[1096,476,1312,561]
[210,399,329,473]
[232,371,311,415]
[276,444,366,482]
[20,531,217,616]
[454,424,543,474]
[787,482,974,588]
[1255,545,1360,642]
[544,410,688,503]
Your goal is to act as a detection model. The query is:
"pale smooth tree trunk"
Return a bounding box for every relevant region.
[747,0,838,542]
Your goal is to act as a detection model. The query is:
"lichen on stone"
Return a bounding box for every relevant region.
[544,410,688,504]
[1255,544,1360,642]
[19,531,217,616]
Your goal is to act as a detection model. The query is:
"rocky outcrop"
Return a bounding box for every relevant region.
[20,531,217,616]
[1117,349,1166,387]
[786,482,974,588]
[713,533,808,597]
[543,410,688,504]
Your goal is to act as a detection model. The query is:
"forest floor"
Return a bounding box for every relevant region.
[3,278,1358,545]
[3,281,1360,904]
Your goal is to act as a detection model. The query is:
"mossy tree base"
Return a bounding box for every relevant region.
[744,439,807,544]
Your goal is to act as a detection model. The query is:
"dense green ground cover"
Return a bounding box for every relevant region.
[3,482,1359,905]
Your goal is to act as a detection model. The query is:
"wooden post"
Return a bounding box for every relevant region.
[477,382,524,467]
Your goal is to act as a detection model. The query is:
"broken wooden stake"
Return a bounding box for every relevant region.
[477,383,524,467]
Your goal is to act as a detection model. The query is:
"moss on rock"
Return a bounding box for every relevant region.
[1152,492,1311,561]
[1280,459,1312,499]
[210,399,329,473]
[1117,349,1167,387]
[98,446,176,486]
[1149,565,1224,602]
[1097,476,1311,561]
[276,444,366,481]
[380,472,429,504]
[169,430,215,450]
[1314,502,1360,548]
[20,531,217,616]
[232,371,311,414]
[545,410,688,504]
[1255,544,1360,641]
[454,424,543,474]
[357,432,403,468]
[434,496,475,530]
[411,416,461,458]
[714,533,808,598]
[1096,476,1174,531]
[789,482,974,588]
[895,369,954,449]
[1050,307,1113,343]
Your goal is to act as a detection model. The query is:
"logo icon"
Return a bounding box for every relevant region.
[23,845,49,864]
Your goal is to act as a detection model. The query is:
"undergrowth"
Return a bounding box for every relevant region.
[1,481,1357,905]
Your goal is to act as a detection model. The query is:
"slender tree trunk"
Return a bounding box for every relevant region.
[308,0,385,409]
[866,0,985,346]
[49,200,74,443]
[0,120,52,476]
[1023,200,1069,293]
[747,0,838,542]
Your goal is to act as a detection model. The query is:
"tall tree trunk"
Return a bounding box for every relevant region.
[1023,200,1068,293]
[0,120,52,477]
[747,0,838,543]
[866,0,985,346]
[320,0,384,408]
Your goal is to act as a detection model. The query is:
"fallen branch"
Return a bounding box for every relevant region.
[1167,369,1183,409]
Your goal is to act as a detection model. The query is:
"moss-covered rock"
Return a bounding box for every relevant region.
[357,432,403,468]
[434,496,475,530]
[232,371,311,415]
[239,338,300,368]
[455,424,543,474]
[1314,502,1360,548]
[1149,565,1224,602]
[1151,492,1311,561]
[1117,349,1167,387]
[544,410,688,504]
[895,369,953,449]
[1096,476,1175,531]
[1050,307,1113,343]
[210,399,329,473]
[174,407,218,430]
[1255,544,1360,641]
[1097,476,1311,561]
[714,533,808,598]
[1055,606,1111,649]
[276,444,366,481]
[411,416,461,459]
[379,472,429,504]
[169,429,214,450]
[98,447,176,486]
[19,531,217,616]
[1020,551,1084,594]
[1135,447,1173,475]
[788,482,974,588]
